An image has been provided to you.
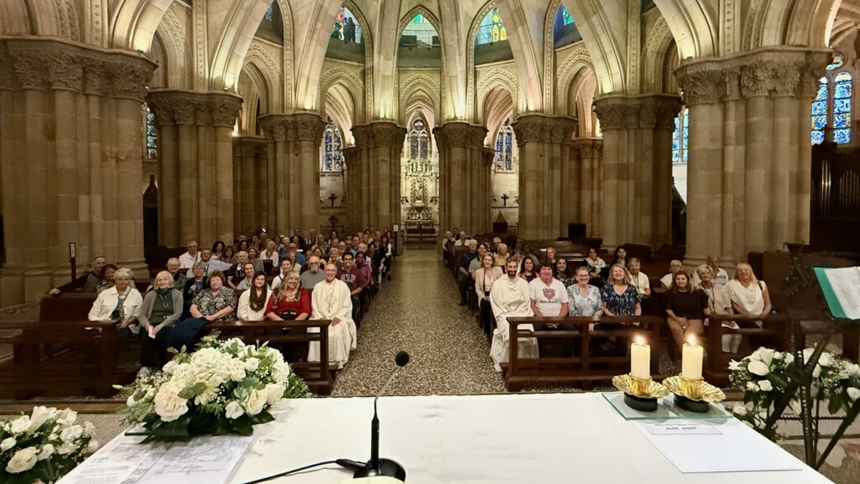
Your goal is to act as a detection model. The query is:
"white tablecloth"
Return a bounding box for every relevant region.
[230,393,831,484]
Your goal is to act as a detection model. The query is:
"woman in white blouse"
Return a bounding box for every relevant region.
[475,253,503,336]
[88,268,143,328]
[725,262,772,325]
[237,271,271,321]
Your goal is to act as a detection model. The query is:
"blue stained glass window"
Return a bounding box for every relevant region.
[833,71,852,144]
[145,107,157,161]
[408,118,429,161]
[494,118,515,171]
[834,129,851,144]
[265,5,273,21]
[560,5,574,26]
[812,131,826,144]
[812,115,827,130]
[672,108,688,164]
[812,101,827,116]
[812,68,853,145]
[321,116,343,172]
[812,77,828,145]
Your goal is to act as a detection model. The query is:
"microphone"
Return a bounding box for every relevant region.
[352,350,410,481]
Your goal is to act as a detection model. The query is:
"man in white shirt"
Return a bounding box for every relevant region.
[200,248,232,275]
[691,255,729,287]
[271,259,300,290]
[529,263,575,356]
[489,259,538,372]
[179,241,201,272]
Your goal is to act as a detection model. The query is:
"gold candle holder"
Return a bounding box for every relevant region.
[679,375,704,400]
[630,375,653,397]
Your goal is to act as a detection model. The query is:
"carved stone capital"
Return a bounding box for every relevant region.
[593,99,639,131]
[352,126,372,147]
[638,95,683,130]
[233,136,267,158]
[368,121,407,148]
[343,146,359,167]
[570,138,604,160]
[511,115,545,144]
[258,116,289,142]
[148,90,242,127]
[481,147,496,167]
[209,94,243,127]
[293,112,326,142]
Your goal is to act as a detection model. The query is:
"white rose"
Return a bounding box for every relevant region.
[784,353,795,365]
[748,360,770,376]
[60,425,83,443]
[758,380,773,392]
[153,383,189,422]
[848,387,860,402]
[271,362,290,383]
[733,405,748,416]
[56,409,77,426]
[57,441,77,455]
[163,361,178,374]
[230,369,246,382]
[10,416,30,435]
[265,384,285,405]
[37,444,54,461]
[758,348,775,366]
[1,437,16,451]
[746,381,758,391]
[848,364,860,378]
[5,447,38,473]
[819,352,834,368]
[773,352,784,360]
[749,352,762,361]
[244,358,260,372]
[225,401,243,420]
[87,440,99,453]
[28,407,56,432]
[245,389,267,416]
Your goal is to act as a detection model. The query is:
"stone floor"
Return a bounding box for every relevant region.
[0,249,857,482]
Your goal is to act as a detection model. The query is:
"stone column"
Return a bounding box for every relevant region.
[569,138,604,237]
[433,123,489,235]
[675,47,827,267]
[594,95,682,249]
[0,39,155,304]
[147,90,243,245]
[258,113,326,235]
[481,147,496,233]
[232,136,267,235]
[511,115,577,240]
[348,122,407,230]
[342,146,359,231]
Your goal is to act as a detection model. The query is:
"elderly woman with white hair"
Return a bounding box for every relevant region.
[138,270,183,370]
[88,268,143,327]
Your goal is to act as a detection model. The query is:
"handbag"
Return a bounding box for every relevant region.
[278,310,299,321]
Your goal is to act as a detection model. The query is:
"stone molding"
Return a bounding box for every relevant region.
[511,114,577,144]
[369,122,408,148]
[569,138,604,160]
[232,136,268,158]
[148,90,243,127]
[674,48,830,106]
[257,112,326,143]
[434,122,487,150]
[593,95,682,131]
[0,38,155,101]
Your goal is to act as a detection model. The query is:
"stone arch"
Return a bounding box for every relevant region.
[560,0,627,95]
[643,16,676,93]
[569,68,597,137]
[149,31,170,89]
[399,74,441,126]
[556,46,593,113]
[466,1,501,120]
[343,0,374,118]
[157,5,189,88]
[238,63,267,135]
[110,0,172,51]
[484,87,515,145]
[325,84,355,143]
[543,0,564,112]
[0,0,66,38]
[651,0,717,58]
[244,43,283,113]
[319,67,365,125]
[476,67,519,125]
[744,0,841,49]
[210,0,272,91]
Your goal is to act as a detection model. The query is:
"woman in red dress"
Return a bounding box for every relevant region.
[265,272,311,362]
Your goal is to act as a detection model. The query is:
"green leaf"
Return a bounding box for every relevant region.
[829,396,844,415]
[249,409,275,425]
[178,382,206,399]
[239,378,260,389]
[150,416,192,437]
[766,373,788,391]
[231,416,253,436]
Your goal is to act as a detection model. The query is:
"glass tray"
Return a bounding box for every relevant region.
[602,392,732,420]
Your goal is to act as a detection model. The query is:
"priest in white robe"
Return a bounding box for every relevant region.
[309,263,357,369]
[489,259,539,372]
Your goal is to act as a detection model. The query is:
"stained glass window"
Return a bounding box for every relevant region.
[264,5,273,21]
[476,8,507,45]
[672,108,688,164]
[494,118,516,171]
[321,117,344,172]
[560,5,574,26]
[408,118,429,161]
[812,64,853,145]
[145,106,157,161]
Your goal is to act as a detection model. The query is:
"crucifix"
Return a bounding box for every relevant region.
[501,193,510,206]
[329,193,337,207]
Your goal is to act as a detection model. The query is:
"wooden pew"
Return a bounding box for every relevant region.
[208,319,333,395]
[705,314,792,387]
[0,320,119,399]
[505,315,664,392]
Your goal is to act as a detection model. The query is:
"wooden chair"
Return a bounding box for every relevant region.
[505,316,664,392]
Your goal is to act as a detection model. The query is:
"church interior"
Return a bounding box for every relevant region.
[1,1,860,483]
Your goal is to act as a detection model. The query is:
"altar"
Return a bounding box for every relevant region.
[66,393,832,484]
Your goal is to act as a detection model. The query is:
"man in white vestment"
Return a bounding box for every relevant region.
[309,263,357,369]
[489,259,538,372]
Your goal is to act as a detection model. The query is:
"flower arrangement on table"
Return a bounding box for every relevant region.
[730,347,860,442]
[120,336,310,440]
[0,407,98,484]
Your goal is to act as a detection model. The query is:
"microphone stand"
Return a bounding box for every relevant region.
[354,366,407,480]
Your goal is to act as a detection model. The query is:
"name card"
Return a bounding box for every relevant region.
[643,421,723,436]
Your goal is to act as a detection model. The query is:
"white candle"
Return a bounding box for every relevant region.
[682,335,704,380]
[630,336,651,380]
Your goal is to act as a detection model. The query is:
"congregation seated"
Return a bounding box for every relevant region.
[599,264,641,355]
[453,231,467,246]
[236,239,250,258]
[660,259,685,288]
[690,255,729,287]
[227,251,250,289]
[519,256,537,283]
[261,239,280,266]
[457,240,479,306]
[221,245,235,264]
[308,263,357,369]
[490,259,538,372]
[95,264,118,294]
[530,263,574,356]
[271,259,300,290]
[266,272,312,322]
[468,243,490,277]
[199,248,232,275]
[628,258,650,298]
[88,268,143,327]
[170,270,236,350]
[665,272,710,349]
[543,247,557,267]
[81,256,108,293]
[337,252,368,322]
[237,271,272,321]
[138,270,183,371]
[554,258,574,288]
[696,266,738,354]
[519,244,539,268]
[584,247,606,286]
[246,247,265,273]
[166,257,188,290]
[725,262,772,327]
[567,267,603,318]
[211,241,227,261]
[179,240,202,272]
[475,253,502,336]
[233,261,257,291]
[495,243,509,266]
[610,247,629,268]
[182,262,209,318]
[300,256,326,290]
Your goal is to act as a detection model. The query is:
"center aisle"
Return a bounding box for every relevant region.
[331,249,505,396]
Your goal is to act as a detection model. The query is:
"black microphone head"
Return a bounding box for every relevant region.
[394,351,410,367]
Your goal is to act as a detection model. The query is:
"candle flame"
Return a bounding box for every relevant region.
[687,335,698,347]
[635,336,645,346]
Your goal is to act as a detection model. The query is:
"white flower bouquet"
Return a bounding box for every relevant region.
[729,347,860,440]
[120,336,310,440]
[0,407,98,484]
